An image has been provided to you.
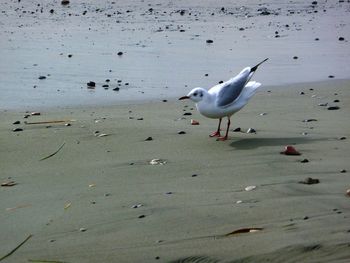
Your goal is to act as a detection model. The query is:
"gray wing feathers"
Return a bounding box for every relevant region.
[216,67,251,107]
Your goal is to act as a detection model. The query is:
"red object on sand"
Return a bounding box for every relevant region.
[191,119,200,125]
[280,145,301,155]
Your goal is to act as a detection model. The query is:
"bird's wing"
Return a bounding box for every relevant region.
[215,67,251,108]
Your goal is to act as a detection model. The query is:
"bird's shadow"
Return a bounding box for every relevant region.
[229,136,328,150]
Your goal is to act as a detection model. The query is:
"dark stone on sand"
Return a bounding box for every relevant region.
[318,103,328,106]
[328,75,335,78]
[183,112,192,116]
[162,100,167,102]
[38,76,46,79]
[300,159,309,163]
[105,79,110,82]
[315,38,319,41]
[327,106,340,110]
[339,136,346,140]
[23,114,30,119]
[300,91,305,95]
[61,0,70,5]
[218,80,224,84]
[191,174,198,177]
[49,9,54,14]
[340,169,347,173]
[68,54,72,58]
[338,37,345,41]
[303,119,317,122]
[204,73,209,76]
[145,137,153,141]
[299,177,319,184]
[13,128,23,132]
[178,131,186,134]
[239,27,245,31]
[102,84,109,88]
[333,99,340,103]
[138,215,146,219]
[113,87,120,91]
[303,216,309,220]
[87,81,95,87]
[117,51,123,56]
[293,56,298,59]
[206,39,214,43]
[233,127,241,132]
[137,118,144,120]
[311,1,317,5]
[13,120,20,125]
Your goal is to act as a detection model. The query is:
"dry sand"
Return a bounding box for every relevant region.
[1,80,350,262]
[1,0,350,262]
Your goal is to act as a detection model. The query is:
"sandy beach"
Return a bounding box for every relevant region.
[1,0,350,262]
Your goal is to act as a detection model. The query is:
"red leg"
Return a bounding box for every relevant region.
[210,118,222,137]
[217,117,231,141]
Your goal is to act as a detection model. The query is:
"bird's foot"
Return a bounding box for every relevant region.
[216,136,228,141]
[209,131,221,137]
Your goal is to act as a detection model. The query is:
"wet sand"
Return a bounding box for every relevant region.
[1,0,350,262]
[1,80,350,262]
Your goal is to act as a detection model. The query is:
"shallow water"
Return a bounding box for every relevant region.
[1,0,349,109]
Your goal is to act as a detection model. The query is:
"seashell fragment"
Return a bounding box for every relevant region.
[280,145,301,155]
[150,159,166,165]
[245,185,256,191]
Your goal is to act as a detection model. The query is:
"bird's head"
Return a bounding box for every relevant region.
[179,88,207,103]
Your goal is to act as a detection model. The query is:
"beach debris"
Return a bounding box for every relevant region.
[259,112,267,116]
[79,228,87,232]
[138,215,146,219]
[65,123,71,127]
[97,133,109,137]
[206,39,214,43]
[339,136,346,140]
[340,169,347,173]
[303,216,309,220]
[236,200,243,204]
[12,120,20,125]
[38,76,46,80]
[12,128,23,132]
[87,81,96,88]
[64,203,71,210]
[245,185,256,191]
[300,158,309,163]
[24,114,30,119]
[224,227,263,237]
[338,37,345,41]
[117,51,123,56]
[302,119,317,122]
[280,146,301,156]
[346,189,350,197]
[6,204,31,211]
[191,174,198,177]
[318,102,328,106]
[327,106,340,110]
[28,259,67,263]
[89,184,95,188]
[145,136,153,141]
[61,0,70,5]
[1,181,17,187]
[299,91,305,95]
[293,56,298,60]
[68,54,73,58]
[39,142,66,161]
[24,120,74,125]
[149,159,166,165]
[131,204,143,209]
[299,177,319,185]
[30,112,40,116]
[233,127,241,132]
[113,87,120,91]
[183,112,192,116]
[191,119,200,125]
[246,128,256,134]
[177,131,186,134]
[165,192,173,195]
[0,234,32,261]
[328,75,335,78]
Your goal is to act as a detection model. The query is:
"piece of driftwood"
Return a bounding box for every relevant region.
[0,234,32,261]
[39,142,66,161]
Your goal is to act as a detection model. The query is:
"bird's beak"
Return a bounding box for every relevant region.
[179,96,189,100]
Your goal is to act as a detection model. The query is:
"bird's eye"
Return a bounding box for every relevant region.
[200,93,203,97]
[193,92,197,96]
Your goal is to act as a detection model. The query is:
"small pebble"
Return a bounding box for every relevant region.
[259,112,267,116]
[79,228,87,232]
[346,189,350,197]
[233,127,241,132]
[38,76,46,80]
[61,0,70,5]
[183,112,192,116]
[177,131,186,134]
[300,159,309,163]
[68,54,72,58]
[191,174,198,177]
[145,136,153,141]
[327,106,340,110]
[281,145,301,155]
[113,87,120,91]
[206,39,214,43]
[87,81,96,87]
[299,177,319,185]
[333,99,340,103]
[246,128,256,133]
[117,51,123,56]
[165,192,172,195]
[338,37,345,41]
[131,204,143,209]
[318,103,328,106]
[245,185,256,191]
[328,75,335,78]
[13,120,20,125]
[299,91,305,95]
[340,169,347,173]
[303,216,309,220]
[138,215,146,219]
[293,56,298,59]
[339,136,346,140]
[303,119,317,122]
[65,123,71,127]
[13,128,23,132]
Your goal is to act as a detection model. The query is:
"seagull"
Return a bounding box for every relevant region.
[179,58,268,141]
